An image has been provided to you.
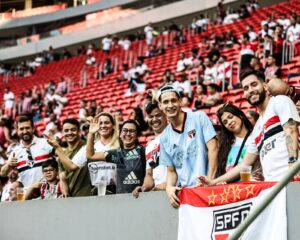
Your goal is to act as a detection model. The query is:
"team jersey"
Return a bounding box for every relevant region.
[247,96,300,181]
[40,181,61,199]
[160,111,216,187]
[105,145,146,193]
[12,137,54,187]
[146,135,167,186]
[240,42,258,55]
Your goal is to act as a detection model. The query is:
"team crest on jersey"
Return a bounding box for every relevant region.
[27,159,34,167]
[211,203,252,240]
[188,129,196,139]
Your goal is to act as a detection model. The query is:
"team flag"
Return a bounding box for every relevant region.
[178,182,287,240]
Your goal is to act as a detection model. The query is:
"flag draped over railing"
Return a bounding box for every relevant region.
[178,182,287,240]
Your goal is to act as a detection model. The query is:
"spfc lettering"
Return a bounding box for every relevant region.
[211,203,252,240]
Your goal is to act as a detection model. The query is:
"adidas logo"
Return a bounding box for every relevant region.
[123,171,140,185]
[126,149,139,160]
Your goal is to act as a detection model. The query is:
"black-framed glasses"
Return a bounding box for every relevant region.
[43,168,56,173]
[121,128,136,135]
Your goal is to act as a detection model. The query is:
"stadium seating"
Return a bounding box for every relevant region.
[2,0,300,145]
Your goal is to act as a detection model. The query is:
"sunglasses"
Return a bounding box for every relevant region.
[216,102,233,116]
[26,148,34,161]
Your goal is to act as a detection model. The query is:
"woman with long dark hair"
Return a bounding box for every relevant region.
[216,103,253,179]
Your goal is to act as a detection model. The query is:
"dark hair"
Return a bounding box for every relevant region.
[216,103,253,177]
[295,93,300,103]
[62,118,80,130]
[42,160,58,171]
[246,110,260,123]
[145,102,159,115]
[119,119,140,148]
[240,70,265,82]
[242,33,250,41]
[16,116,34,128]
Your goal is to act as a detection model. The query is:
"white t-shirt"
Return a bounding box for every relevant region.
[118,39,131,50]
[144,25,153,39]
[102,37,112,51]
[248,31,257,42]
[277,18,291,30]
[287,24,300,42]
[135,64,148,75]
[177,58,192,72]
[4,92,14,109]
[204,66,218,83]
[175,80,192,98]
[247,96,300,181]
[146,135,167,186]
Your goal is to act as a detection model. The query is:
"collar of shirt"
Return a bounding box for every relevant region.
[20,136,37,148]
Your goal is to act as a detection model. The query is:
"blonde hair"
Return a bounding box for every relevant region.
[96,112,119,149]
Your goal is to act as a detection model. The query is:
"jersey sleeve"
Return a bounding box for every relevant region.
[71,146,87,168]
[199,112,217,143]
[246,133,259,155]
[273,95,300,125]
[159,132,173,167]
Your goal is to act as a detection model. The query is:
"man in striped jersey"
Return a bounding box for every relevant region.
[1,116,55,188]
[201,70,300,185]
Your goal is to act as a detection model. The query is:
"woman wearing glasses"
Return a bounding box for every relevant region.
[216,103,255,181]
[86,119,146,194]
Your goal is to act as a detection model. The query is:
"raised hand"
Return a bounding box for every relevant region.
[8,152,18,168]
[45,133,60,149]
[88,115,100,134]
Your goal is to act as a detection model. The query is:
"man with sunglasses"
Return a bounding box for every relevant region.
[157,85,218,208]
[1,116,55,188]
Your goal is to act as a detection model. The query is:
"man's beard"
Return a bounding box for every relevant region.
[21,133,33,142]
[247,90,266,106]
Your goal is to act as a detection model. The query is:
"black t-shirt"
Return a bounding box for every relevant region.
[105,145,146,194]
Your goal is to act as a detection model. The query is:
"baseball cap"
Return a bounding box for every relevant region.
[156,85,180,101]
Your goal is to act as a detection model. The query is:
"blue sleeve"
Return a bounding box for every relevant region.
[200,112,216,143]
[159,131,173,167]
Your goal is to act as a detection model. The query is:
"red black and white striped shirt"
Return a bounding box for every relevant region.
[11,137,54,187]
[247,96,300,181]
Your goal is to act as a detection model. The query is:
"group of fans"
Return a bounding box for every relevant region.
[1,0,300,207]
[0,68,300,209]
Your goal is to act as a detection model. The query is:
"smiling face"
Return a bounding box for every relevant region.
[159,92,181,120]
[120,123,138,149]
[242,74,267,106]
[148,108,167,134]
[99,115,114,138]
[62,123,80,144]
[17,121,34,143]
[43,166,58,182]
[221,112,243,135]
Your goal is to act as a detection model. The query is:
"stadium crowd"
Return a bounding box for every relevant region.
[1,0,300,207]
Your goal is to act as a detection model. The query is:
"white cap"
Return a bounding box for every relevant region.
[156,85,180,101]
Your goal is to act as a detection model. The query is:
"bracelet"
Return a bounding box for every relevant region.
[288,156,297,163]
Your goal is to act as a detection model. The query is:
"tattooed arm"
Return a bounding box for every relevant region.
[283,118,299,162]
